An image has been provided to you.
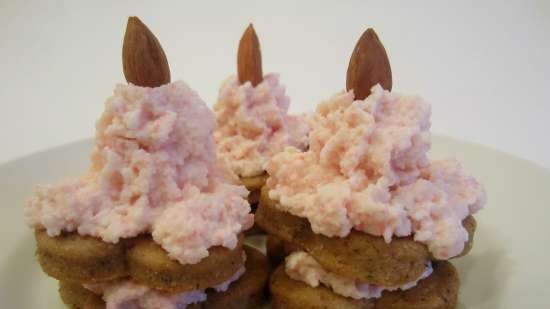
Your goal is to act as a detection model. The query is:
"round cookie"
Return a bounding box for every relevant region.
[127,234,245,293]
[204,245,270,309]
[58,245,269,309]
[256,186,309,243]
[256,189,429,286]
[375,261,459,309]
[83,296,106,309]
[258,186,476,286]
[269,261,459,309]
[58,281,104,309]
[295,226,430,287]
[270,265,375,309]
[36,229,128,283]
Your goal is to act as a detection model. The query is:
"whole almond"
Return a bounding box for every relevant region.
[122,16,171,87]
[346,28,392,100]
[237,24,263,86]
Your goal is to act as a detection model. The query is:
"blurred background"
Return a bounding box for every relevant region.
[1,0,549,168]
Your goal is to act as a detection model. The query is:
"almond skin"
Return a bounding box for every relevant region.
[237,24,263,86]
[122,16,170,87]
[346,28,392,100]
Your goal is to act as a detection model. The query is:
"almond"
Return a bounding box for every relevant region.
[237,24,263,86]
[122,16,171,87]
[346,28,392,100]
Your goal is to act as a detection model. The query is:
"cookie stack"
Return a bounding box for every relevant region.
[214,25,309,225]
[256,28,485,309]
[26,17,269,309]
[37,230,269,309]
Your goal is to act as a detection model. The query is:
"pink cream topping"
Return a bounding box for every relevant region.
[85,266,245,309]
[25,81,253,264]
[285,251,432,299]
[266,85,486,259]
[214,74,309,177]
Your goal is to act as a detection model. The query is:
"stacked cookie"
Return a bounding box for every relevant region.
[36,230,269,309]
[258,188,476,309]
[214,25,309,225]
[26,17,269,309]
[256,28,485,309]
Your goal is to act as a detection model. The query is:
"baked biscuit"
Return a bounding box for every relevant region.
[258,186,476,286]
[58,281,103,309]
[204,245,269,309]
[58,245,269,309]
[127,234,245,293]
[270,261,459,309]
[37,229,246,293]
[36,229,127,283]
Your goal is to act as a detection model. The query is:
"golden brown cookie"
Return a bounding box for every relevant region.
[258,185,476,286]
[83,296,106,309]
[58,281,104,309]
[39,229,248,293]
[59,245,269,309]
[204,245,270,309]
[270,265,375,309]
[36,229,128,283]
[257,188,429,286]
[375,261,459,309]
[256,186,309,243]
[296,226,430,287]
[127,234,245,293]
[270,261,459,309]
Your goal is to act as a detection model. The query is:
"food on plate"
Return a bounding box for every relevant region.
[257,28,485,309]
[214,24,309,210]
[25,17,268,309]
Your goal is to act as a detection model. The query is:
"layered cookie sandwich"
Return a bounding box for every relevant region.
[214,24,309,210]
[25,17,268,309]
[257,28,486,309]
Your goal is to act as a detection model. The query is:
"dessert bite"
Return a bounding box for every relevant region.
[256,28,486,309]
[214,24,309,209]
[25,17,268,309]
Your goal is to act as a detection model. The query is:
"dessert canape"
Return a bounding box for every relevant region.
[256,28,485,309]
[25,17,268,309]
[214,24,309,209]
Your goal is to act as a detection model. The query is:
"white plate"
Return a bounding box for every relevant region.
[1,136,549,308]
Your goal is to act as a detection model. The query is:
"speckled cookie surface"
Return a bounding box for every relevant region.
[36,229,127,283]
[257,186,475,286]
[269,261,459,309]
[126,234,245,293]
[36,229,246,293]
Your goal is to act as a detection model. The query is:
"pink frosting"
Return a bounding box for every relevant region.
[25,81,253,264]
[266,85,486,259]
[85,266,245,309]
[285,251,432,299]
[214,74,309,177]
